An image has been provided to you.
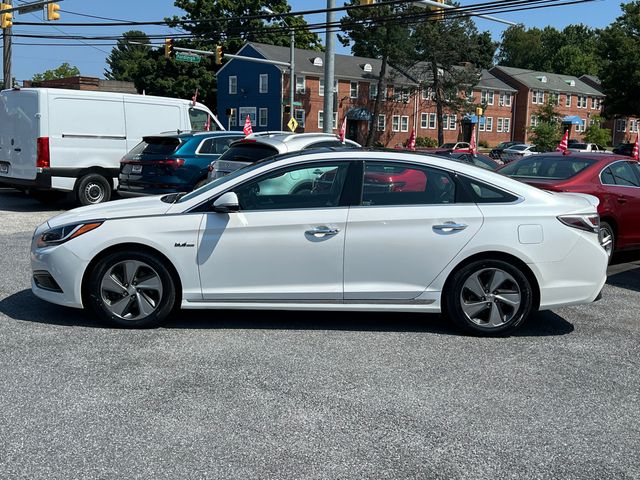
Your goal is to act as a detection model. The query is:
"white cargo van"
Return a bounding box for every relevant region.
[0,88,223,204]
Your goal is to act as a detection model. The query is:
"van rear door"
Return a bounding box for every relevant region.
[0,89,40,180]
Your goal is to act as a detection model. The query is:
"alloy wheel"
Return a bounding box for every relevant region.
[600,225,614,258]
[100,260,163,321]
[460,268,522,328]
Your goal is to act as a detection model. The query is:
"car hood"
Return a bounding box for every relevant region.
[47,196,173,228]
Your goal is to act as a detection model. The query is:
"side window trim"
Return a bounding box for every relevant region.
[195,138,214,155]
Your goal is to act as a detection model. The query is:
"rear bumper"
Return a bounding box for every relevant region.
[0,171,52,190]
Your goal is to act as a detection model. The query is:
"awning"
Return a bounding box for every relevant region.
[562,115,582,125]
[346,107,372,121]
[462,114,486,125]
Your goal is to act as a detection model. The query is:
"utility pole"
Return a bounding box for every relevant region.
[2,0,11,90]
[322,0,335,134]
[289,27,295,129]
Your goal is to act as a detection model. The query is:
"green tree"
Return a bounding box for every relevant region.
[529,98,562,151]
[583,116,612,146]
[32,63,80,82]
[105,30,152,81]
[339,0,415,146]
[598,1,640,117]
[412,9,497,144]
[170,0,321,53]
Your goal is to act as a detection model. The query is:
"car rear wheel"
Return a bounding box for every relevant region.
[599,221,615,262]
[76,174,111,205]
[85,251,176,328]
[444,259,533,336]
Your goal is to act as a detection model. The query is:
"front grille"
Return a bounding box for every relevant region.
[33,271,63,293]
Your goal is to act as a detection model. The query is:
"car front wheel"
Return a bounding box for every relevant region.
[444,259,534,336]
[85,251,177,328]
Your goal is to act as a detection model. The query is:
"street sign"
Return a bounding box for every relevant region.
[17,3,42,13]
[282,100,302,107]
[176,52,201,64]
[287,117,299,132]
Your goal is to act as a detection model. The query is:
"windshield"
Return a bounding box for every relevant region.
[217,143,279,163]
[508,145,529,151]
[177,158,276,203]
[572,143,588,149]
[440,143,456,149]
[500,156,597,180]
[126,137,181,157]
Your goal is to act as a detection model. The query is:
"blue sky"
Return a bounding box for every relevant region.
[8,0,623,81]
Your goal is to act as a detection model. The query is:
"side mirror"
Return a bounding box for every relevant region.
[212,191,240,213]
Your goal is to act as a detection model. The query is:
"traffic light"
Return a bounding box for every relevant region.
[359,0,374,5]
[47,2,61,21]
[430,0,445,21]
[1,4,12,29]
[215,46,223,65]
[164,38,174,58]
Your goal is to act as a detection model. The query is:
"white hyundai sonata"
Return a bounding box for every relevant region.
[31,150,608,335]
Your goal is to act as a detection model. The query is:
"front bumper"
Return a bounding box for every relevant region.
[31,242,87,309]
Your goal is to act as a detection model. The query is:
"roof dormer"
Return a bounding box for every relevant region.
[311,57,323,67]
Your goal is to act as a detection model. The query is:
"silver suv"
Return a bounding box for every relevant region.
[207,132,360,182]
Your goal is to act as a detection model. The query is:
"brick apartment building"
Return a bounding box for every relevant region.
[490,66,605,143]
[216,43,519,147]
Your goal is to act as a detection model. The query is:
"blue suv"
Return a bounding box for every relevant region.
[118,131,244,196]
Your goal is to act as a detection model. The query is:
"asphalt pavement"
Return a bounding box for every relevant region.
[0,188,639,480]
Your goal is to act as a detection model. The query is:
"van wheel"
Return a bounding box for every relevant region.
[76,174,111,205]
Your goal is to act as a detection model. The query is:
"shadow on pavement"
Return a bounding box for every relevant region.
[0,289,574,337]
[607,265,640,292]
[0,188,74,212]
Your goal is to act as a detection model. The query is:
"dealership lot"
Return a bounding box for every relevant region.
[0,188,639,479]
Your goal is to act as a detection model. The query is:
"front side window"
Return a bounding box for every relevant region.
[361,162,456,206]
[608,162,640,187]
[189,109,211,131]
[229,76,237,95]
[234,163,349,211]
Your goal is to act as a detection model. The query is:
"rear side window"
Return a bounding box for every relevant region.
[601,167,615,185]
[461,177,519,203]
[217,143,279,163]
[199,137,237,155]
[303,140,344,150]
[500,156,595,180]
[361,161,455,206]
[608,161,640,187]
[128,137,181,156]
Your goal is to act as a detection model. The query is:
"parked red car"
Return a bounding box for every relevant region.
[499,152,640,259]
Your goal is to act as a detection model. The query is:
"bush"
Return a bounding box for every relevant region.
[479,140,489,148]
[415,136,438,147]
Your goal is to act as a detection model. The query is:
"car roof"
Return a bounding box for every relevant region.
[154,130,245,140]
[229,132,360,151]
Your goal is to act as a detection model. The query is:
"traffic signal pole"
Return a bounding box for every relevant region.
[2,0,11,89]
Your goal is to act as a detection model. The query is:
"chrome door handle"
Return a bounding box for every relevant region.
[433,222,468,233]
[305,226,340,237]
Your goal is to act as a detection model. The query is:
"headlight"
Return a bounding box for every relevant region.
[36,221,103,248]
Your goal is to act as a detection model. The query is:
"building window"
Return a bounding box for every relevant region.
[575,118,586,132]
[503,118,511,133]
[350,81,359,98]
[420,113,428,129]
[531,115,539,127]
[577,96,587,108]
[550,93,560,106]
[229,76,237,95]
[479,119,485,132]
[377,114,386,131]
[294,109,305,127]
[257,108,268,127]
[591,97,598,109]
[448,114,456,131]
[481,90,494,106]
[295,75,305,94]
[630,120,638,133]
[497,118,503,133]
[565,94,572,107]
[370,82,378,100]
[616,119,627,132]
[228,108,237,127]
[401,116,409,132]
[259,74,268,94]
[428,113,436,129]
[442,114,449,130]
[498,92,512,107]
[532,90,544,104]
[422,88,436,101]
[392,115,400,132]
[485,117,493,132]
[319,79,324,97]
[318,111,337,130]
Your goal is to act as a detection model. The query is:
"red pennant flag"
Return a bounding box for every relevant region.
[191,88,199,106]
[633,135,639,161]
[556,129,569,152]
[204,114,211,132]
[407,128,416,151]
[243,115,253,136]
[339,116,347,143]
[469,127,477,154]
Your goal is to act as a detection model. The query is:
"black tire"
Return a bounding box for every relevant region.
[443,259,534,336]
[76,174,111,206]
[85,250,177,328]
[29,190,65,204]
[600,221,615,263]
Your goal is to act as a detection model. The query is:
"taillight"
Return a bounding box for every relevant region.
[156,158,185,169]
[557,214,600,233]
[36,137,50,168]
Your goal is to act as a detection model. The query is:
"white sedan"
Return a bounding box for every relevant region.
[30,150,608,336]
[502,144,540,163]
